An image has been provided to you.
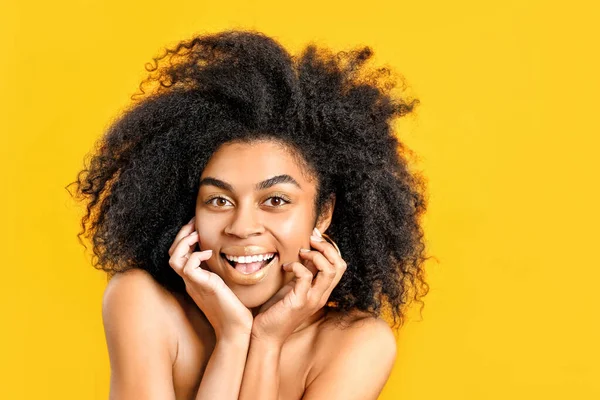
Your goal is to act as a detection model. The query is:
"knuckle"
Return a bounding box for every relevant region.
[182,262,195,276]
[326,248,338,258]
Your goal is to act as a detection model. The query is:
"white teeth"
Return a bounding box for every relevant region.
[224,253,275,264]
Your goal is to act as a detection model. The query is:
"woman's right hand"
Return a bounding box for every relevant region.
[168,217,253,342]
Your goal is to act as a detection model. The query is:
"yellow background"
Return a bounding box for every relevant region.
[2,0,599,398]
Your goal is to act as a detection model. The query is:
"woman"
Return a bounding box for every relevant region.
[69,29,430,399]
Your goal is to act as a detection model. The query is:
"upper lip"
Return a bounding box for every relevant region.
[220,245,278,257]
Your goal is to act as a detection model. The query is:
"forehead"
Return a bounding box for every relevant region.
[200,140,315,187]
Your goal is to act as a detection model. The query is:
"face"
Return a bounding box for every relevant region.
[194,139,330,309]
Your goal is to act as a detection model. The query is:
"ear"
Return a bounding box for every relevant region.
[315,194,336,235]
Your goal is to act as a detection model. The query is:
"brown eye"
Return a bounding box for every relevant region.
[206,197,233,207]
[263,196,290,207]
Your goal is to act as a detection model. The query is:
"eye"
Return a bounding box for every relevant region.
[206,196,233,207]
[262,196,290,207]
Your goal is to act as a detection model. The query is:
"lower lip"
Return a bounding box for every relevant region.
[221,254,278,286]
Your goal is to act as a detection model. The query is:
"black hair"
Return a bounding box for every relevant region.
[67,29,431,328]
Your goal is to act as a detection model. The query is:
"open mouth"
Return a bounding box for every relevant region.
[220,252,279,275]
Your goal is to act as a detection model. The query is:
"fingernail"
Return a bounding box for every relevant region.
[188,217,195,224]
[310,235,324,242]
[189,231,198,236]
[202,249,213,256]
[299,248,311,253]
[313,227,322,237]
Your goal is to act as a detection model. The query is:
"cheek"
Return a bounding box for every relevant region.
[268,208,314,252]
[276,217,304,239]
[194,213,222,251]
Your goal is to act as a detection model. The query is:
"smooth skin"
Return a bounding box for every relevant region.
[102,140,397,400]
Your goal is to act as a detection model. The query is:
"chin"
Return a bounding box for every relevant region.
[203,256,289,310]
[232,285,278,309]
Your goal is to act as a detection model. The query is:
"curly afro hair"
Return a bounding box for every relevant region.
[67,29,431,328]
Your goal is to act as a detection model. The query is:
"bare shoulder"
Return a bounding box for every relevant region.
[102,268,181,399]
[104,268,177,304]
[304,310,397,400]
[103,268,178,333]
[102,268,192,357]
[315,309,397,362]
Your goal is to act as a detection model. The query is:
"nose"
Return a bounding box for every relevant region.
[224,204,265,239]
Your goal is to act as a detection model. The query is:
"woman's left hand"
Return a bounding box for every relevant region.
[252,232,347,346]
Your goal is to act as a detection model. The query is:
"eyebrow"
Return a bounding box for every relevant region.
[199,174,302,192]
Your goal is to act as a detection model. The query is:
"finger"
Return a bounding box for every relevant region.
[298,250,337,300]
[169,231,200,274]
[300,257,318,276]
[309,236,344,269]
[258,282,294,314]
[181,250,219,294]
[302,240,348,305]
[168,216,196,256]
[282,262,313,303]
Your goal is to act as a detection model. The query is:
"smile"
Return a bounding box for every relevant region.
[219,248,279,286]
[224,252,276,264]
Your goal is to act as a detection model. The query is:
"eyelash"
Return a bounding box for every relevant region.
[205,195,291,208]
